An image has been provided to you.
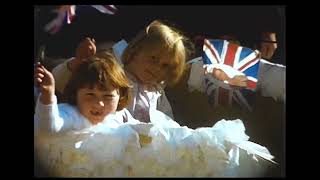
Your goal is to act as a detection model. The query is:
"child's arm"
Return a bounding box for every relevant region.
[34,63,72,133]
[211,68,248,87]
[35,63,55,105]
[187,59,248,92]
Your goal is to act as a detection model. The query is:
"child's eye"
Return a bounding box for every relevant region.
[150,56,158,63]
[103,94,114,97]
[104,93,117,97]
[86,93,95,96]
[162,63,175,70]
[162,63,169,68]
[103,95,115,100]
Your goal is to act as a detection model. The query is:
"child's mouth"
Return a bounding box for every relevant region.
[90,110,102,116]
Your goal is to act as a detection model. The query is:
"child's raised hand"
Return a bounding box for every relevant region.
[67,37,96,73]
[34,62,55,104]
[76,37,96,62]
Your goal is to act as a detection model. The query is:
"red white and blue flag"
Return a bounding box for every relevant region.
[203,39,260,90]
[44,5,117,34]
[202,39,261,110]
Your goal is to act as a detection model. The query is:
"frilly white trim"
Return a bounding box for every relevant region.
[35,110,275,177]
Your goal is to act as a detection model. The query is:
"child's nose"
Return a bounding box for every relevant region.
[151,64,162,73]
[152,63,163,73]
[94,100,105,108]
[98,101,105,107]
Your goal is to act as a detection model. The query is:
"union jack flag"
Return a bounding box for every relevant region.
[44,5,117,34]
[202,39,261,111]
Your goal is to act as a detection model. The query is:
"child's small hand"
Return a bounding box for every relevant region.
[228,75,248,87]
[67,38,96,72]
[211,68,248,88]
[34,63,55,104]
[212,68,229,82]
[76,37,96,62]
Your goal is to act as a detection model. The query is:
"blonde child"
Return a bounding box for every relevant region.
[34,52,136,133]
[52,20,193,123]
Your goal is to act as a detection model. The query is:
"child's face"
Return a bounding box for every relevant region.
[127,48,175,85]
[76,85,120,124]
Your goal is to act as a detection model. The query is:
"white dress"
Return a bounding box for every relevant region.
[35,107,276,177]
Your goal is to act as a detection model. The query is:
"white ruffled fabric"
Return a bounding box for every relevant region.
[34,110,275,177]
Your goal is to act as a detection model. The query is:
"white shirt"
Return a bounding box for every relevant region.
[112,40,173,122]
[34,94,138,135]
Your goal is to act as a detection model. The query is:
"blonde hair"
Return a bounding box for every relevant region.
[64,51,132,111]
[122,20,194,86]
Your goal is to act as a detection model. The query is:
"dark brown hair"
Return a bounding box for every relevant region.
[64,51,132,111]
